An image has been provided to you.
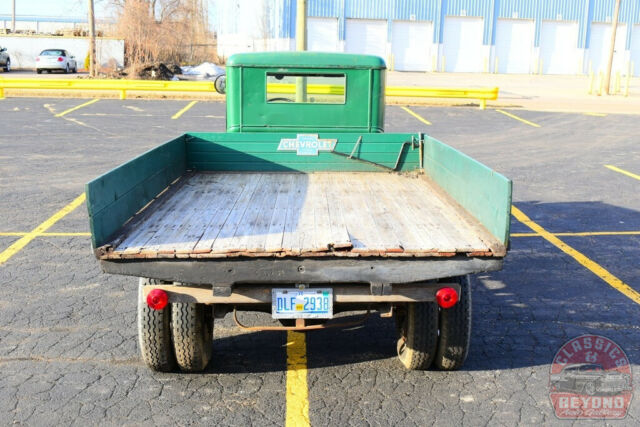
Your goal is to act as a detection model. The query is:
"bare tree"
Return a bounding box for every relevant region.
[110,0,215,77]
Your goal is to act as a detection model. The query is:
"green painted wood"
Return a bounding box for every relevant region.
[227,52,387,69]
[86,136,186,248]
[225,52,385,133]
[185,132,420,172]
[422,136,512,245]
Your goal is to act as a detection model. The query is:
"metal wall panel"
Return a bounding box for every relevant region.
[391,0,439,20]
[345,0,389,19]
[497,0,537,20]
[308,0,341,17]
[442,0,494,45]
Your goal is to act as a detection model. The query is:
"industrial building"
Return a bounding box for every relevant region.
[211,0,640,76]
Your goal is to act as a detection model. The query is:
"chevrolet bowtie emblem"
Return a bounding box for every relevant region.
[277,134,337,156]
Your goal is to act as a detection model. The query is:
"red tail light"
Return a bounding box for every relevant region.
[57,57,64,62]
[436,287,458,309]
[146,289,169,310]
[36,57,40,61]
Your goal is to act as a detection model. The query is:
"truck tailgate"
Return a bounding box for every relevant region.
[102,171,504,259]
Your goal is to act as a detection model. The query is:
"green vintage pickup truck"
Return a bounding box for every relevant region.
[86,52,511,373]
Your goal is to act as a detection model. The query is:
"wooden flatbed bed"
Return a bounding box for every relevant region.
[102,171,504,260]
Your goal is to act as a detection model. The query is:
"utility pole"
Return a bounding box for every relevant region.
[11,0,16,33]
[295,0,307,102]
[88,0,97,77]
[604,0,621,95]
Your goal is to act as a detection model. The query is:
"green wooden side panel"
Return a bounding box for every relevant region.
[86,136,186,248]
[422,136,512,245]
[184,132,420,173]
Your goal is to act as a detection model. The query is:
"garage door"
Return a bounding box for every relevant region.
[442,16,484,72]
[308,17,339,52]
[345,19,387,60]
[589,23,628,74]
[632,25,640,76]
[494,19,534,74]
[539,21,579,74]
[391,21,433,71]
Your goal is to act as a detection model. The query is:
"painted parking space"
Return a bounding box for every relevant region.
[1,98,639,424]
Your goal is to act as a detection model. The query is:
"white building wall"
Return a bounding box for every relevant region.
[0,36,124,69]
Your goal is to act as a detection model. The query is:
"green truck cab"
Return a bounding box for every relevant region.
[86,52,511,373]
[225,52,385,133]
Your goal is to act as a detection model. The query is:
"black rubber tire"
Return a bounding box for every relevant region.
[64,64,69,74]
[3,59,10,72]
[137,278,176,372]
[36,69,42,74]
[434,275,472,371]
[396,302,439,370]
[171,296,213,372]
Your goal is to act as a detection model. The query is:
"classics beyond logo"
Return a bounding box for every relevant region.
[549,335,633,419]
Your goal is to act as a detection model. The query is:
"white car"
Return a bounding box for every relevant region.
[36,49,77,74]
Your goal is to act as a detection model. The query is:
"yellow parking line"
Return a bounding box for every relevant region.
[55,99,100,117]
[512,205,640,305]
[0,232,91,237]
[495,109,541,128]
[0,194,86,265]
[401,106,432,125]
[605,165,640,181]
[584,112,607,117]
[511,231,640,237]
[172,101,198,120]
[285,331,310,427]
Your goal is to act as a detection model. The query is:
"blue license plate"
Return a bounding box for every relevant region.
[272,288,333,319]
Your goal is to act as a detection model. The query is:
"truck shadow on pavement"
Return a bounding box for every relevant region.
[198,201,640,373]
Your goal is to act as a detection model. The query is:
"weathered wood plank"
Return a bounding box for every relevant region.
[111,171,497,259]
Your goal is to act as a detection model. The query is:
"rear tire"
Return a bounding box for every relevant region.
[434,275,472,370]
[396,302,439,370]
[3,59,10,72]
[171,294,213,372]
[137,278,176,372]
[64,64,69,74]
[36,69,42,74]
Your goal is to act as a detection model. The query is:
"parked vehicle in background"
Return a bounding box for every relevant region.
[36,49,77,74]
[0,47,10,72]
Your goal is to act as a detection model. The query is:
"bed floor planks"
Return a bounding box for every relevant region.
[117,181,200,255]
[174,174,239,254]
[405,176,488,251]
[192,174,249,253]
[281,174,308,255]
[139,176,224,255]
[108,172,500,259]
[419,175,494,252]
[210,174,264,253]
[365,175,434,253]
[263,174,293,252]
[333,173,384,252]
[234,174,283,253]
[354,173,404,253]
[319,173,352,250]
[387,174,459,253]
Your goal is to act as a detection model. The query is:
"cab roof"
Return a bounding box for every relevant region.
[226,51,386,69]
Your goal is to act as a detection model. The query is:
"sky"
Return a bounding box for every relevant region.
[0,0,111,18]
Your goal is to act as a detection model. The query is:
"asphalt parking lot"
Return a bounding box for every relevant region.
[0,97,639,425]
